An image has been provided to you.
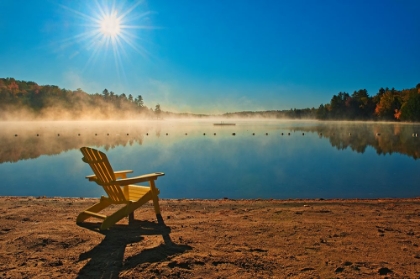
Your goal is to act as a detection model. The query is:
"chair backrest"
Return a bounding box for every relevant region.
[80,147,126,202]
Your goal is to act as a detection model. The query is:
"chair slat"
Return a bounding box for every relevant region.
[80,147,123,202]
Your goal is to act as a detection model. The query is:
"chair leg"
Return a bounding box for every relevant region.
[128,212,135,224]
[101,202,133,230]
[76,196,112,223]
[149,180,161,215]
[100,193,152,230]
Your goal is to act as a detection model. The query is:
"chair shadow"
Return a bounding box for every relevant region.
[76,215,191,279]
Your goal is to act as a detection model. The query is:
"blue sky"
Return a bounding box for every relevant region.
[0,0,419,113]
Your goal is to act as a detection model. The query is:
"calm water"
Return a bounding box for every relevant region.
[1,120,420,199]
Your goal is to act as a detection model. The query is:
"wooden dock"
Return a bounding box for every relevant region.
[213,122,236,126]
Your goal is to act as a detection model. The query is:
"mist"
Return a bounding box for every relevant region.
[2,120,420,165]
[2,120,420,199]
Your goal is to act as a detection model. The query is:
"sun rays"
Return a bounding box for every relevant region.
[59,0,153,78]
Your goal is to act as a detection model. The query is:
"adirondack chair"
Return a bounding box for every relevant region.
[77,147,165,230]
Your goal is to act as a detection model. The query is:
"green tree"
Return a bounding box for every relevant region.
[102,89,109,99]
[330,92,350,119]
[135,95,144,107]
[155,104,161,118]
[120,93,127,101]
[316,104,328,119]
[399,91,420,121]
[348,89,373,119]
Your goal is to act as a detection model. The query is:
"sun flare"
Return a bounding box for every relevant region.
[100,12,121,37]
[60,0,153,75]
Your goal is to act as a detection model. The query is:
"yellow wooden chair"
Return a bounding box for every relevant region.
[77,147,165,230]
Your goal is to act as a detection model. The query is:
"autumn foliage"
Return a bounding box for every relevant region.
[316,84,420,122]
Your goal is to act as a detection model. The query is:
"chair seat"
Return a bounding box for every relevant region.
[122,185,160,201]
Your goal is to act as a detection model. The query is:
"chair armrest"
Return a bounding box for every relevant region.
[85,174,97,181]
[85,170,133,181]
[114,172,165,185]
[114,170,133,179]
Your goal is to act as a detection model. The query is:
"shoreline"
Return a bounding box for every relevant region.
[1,196,420,278]
[4,195,420,200]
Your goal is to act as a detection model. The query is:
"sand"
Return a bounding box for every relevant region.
[0,196,420,278]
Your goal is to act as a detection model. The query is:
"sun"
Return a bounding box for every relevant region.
[59,0,153,75]
[100,12,121,38]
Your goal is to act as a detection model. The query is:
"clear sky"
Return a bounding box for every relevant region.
[0,0,419,114]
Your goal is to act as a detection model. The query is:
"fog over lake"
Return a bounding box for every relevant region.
[1,120,420,199]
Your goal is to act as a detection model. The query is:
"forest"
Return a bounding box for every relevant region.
[1,77,420,121]
[316,84,420,121]
[0,78,161,120]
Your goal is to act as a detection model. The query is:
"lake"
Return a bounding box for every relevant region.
[1,120,420,199]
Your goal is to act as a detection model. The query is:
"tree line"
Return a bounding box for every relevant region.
[316,84,420,121]
[1,77,420,121]
[0,77,162,120]
[222,108,317,119]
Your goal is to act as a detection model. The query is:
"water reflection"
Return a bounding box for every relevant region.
[1,121,420,163]
[292,122,420,159]
[1,120,420,199]
[0,121,150,163]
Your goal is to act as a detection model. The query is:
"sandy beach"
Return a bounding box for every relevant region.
[1,196,419,278]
